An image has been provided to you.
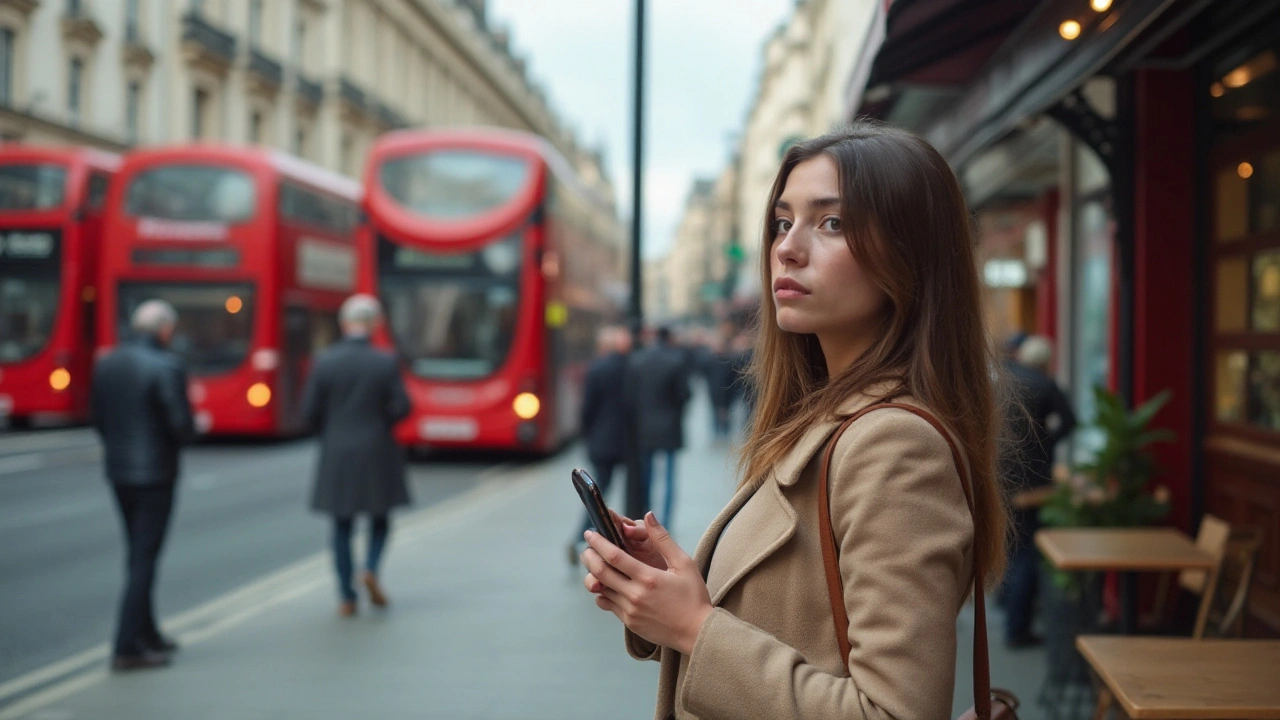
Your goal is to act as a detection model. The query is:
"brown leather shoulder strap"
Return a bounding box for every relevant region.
[817,402,992,720]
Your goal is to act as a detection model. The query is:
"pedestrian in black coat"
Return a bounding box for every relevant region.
[1001,335,1077,648]
[301,294,411,616]
[568,326,633,564]
[625,326,691,525]
[91,299,195,671]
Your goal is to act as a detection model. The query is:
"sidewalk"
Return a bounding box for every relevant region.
[9,393,1051,720]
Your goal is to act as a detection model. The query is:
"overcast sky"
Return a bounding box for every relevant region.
[487,0,792,259]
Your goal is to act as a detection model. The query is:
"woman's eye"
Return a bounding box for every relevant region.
[774,218,793,235]
[821,217,842,232]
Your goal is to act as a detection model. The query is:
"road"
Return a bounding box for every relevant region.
[0,427,501,686]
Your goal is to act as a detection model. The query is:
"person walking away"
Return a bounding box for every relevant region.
[1002,334,1076,648]
[302,294,412,617]
[626,326,691,526]
[568,325,633,564]
[706,336,738,441]
[579,123,1010,719]
[91,300,195,671]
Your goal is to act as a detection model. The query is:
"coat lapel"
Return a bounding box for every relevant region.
[692,384,904,606]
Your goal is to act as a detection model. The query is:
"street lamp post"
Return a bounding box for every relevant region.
[624,0,647,521]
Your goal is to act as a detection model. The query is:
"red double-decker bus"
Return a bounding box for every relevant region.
[0,147,120,427]
[99,146,361,437]
[362,129,621,453]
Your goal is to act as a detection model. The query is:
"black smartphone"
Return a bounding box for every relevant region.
[571,467,630,553]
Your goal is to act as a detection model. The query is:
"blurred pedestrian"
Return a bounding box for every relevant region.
[626,326,691,527]
[91,299,195,671]
[580,124,1008,719]
[302,294,411,617]
[568,325,633,565]
[1002,334,1076,649]
[706,335,738,441]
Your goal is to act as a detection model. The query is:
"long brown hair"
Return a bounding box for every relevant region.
[740,121,1008,585]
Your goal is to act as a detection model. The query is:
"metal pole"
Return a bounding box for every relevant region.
[624,0,647,521]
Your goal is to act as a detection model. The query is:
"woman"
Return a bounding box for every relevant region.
[580,123,1008,719]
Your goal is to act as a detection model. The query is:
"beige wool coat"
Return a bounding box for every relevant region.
[625,390,976,720]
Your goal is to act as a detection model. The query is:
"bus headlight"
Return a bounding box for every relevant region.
[49,368,71,391]
[512,392,540,420]
[247,383,272,408]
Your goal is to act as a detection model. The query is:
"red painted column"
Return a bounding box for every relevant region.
[1132,68,1196,532]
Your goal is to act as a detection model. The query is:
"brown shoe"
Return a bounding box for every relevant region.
[338,600,357,617]
[362,571,388,608]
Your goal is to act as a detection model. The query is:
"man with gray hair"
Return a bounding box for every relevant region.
[302,293,411,617]
[91,299,195,671]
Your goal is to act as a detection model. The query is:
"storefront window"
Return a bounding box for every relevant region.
[1216,351,1248,423]
[1210,44,1278,143]
[1250,351,1280,430]
[1072,194,1113,452]
[1254,250,1280,331]
[1216,257,1249,332]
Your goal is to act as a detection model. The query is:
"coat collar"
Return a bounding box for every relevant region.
[690,382,904,606]
[770,381,902,488]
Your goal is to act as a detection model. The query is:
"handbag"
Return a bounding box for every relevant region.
[817,402,1020,720]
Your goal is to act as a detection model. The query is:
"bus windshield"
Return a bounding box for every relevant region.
[124,165,257,222]
[116,282,255,375]
[0,164,68,211]
[378,233,522,380]
[378,150,530,221]
[0,228,61,363]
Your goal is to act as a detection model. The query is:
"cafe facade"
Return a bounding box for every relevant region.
[852,0,1280,632]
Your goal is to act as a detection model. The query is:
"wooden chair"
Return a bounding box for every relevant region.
[1092,516,1234,720]
[1206,526,1264,638]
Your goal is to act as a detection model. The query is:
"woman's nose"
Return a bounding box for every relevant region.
[774,228,807,266]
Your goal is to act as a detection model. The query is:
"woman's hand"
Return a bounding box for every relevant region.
[580,512,713,655]
[610,510,667,570]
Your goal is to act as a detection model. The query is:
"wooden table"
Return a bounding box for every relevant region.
[1077,635,1280,718]
[1035,528,1215,634]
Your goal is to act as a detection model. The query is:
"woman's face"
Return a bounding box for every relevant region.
[770,155,887,345]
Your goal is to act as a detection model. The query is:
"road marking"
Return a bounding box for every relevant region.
[0,459,548,716]
[0,455,43,476]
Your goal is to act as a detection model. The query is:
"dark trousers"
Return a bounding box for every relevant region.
[641,449,678,526]
[111,484,176,656]
[578,456,622,537]
[1004,507,1041,640]
[333,516,389,602]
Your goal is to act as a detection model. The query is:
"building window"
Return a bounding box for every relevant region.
[248,0,263,48]
[294,127,307,157]
[249,110,263,144]
[190,0,204,14]
[125,0,142,43]
[0,28,13,107]
[341,133,356,177]
[126,81,141,143]
[294,17,307,65]
[67,0,83,15]
[192,87,210,139]
[68,58,84,128]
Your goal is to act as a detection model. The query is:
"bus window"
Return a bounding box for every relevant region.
[379,151,529,220]
[0,229,61,363]
[279,182,358,234]
[124,165,256,222]
[115,282,255,375]
[0,164,68,210]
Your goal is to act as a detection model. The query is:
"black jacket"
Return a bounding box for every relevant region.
[580,351,631,463]
[302,337,412,517]
[626,343,691,452]
[1005,360,1077,490]
[91,336,196,486]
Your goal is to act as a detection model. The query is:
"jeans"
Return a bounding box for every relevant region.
[111,484,176,656]
[333,515,389,602]
[1004,508,1040,640]
[641,449,678,527]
